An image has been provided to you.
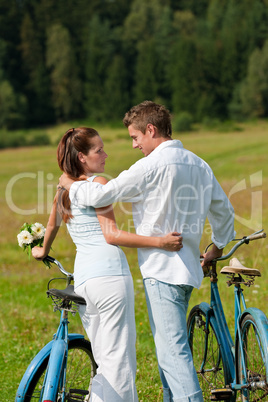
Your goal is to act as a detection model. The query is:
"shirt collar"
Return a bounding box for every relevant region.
[149,139,184,156]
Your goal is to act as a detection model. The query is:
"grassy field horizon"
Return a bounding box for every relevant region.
[1,120,267,401]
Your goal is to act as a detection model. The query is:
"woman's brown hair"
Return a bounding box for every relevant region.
[56,127,99,223]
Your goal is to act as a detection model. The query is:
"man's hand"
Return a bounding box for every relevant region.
[160,232,183,251]
[201,244,223,268]
[58,173,75,191]
[58,173,89,191]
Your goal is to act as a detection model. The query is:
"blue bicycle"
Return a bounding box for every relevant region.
[15,256,97,402]
[187,230,268,401]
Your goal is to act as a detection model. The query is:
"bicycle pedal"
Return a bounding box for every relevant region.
[210,388,234,401]
[68,388,89,401]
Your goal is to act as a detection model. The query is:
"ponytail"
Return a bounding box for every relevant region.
[56,127,99,223]
[57,188,73,223]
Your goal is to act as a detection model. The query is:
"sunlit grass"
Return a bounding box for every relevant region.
[1,120,267,401]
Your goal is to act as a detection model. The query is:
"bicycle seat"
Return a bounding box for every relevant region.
[220,258,261,277]
[47,285,86,305]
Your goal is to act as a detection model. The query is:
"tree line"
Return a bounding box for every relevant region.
[1,0,268,130]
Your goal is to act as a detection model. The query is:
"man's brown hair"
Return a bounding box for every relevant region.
[123,101,172,138]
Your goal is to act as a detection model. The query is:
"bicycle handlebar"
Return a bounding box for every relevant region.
[45,255,74,279]
[247,231,266,241]
[213,229,266,262]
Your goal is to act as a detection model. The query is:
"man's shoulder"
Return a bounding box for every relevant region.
[147,140,210,169]
[127,140,213,179]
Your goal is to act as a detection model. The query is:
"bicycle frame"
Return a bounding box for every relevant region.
[199,261,236,386]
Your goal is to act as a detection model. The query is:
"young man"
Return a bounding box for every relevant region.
[59,101,235,402]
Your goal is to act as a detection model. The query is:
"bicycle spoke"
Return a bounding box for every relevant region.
[187,306,228,400]
[65,344,95,393]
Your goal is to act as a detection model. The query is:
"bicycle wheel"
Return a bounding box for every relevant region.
[187,305,229,400]
[24,338,97,401]
[238,314,268,401]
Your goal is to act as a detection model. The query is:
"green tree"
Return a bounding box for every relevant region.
[171,0,209,17]
[169,36,200,116]
[84,15,116,121]
[153,5,173,104]
[123,0,173,106]
[0,37,27,129]
[239,41,268,118]
[20,12,53,125]
[46,23,82,121]
[0,0,23,88]
[169,11,201,116]
[89,0,133,27]
[104,55,129,120]
[123,0,161,44]
[0,80,27,129]
[220,0,268,80]
[206,0,229,33]
[0,38,6,81]
[133,39,159,104]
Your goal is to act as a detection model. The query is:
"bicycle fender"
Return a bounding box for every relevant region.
[195,302,224,336]
[15,341,53,401]
[42,339,67,401]
[240,307,268,333]
[199,302,212,315]
[198,302,224,332]
[240,307,268,373]
[15,333,84,401]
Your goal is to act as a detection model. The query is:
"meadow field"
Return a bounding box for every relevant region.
[0,120,267,401]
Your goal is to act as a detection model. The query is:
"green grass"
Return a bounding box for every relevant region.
[1,120,268,401]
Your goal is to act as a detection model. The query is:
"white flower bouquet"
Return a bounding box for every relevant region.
[17,222,51,268]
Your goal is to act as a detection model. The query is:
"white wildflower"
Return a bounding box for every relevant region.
[17,230,34,247]
[31,222,46,239]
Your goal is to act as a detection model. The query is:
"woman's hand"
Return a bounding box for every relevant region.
[160,232,183,251]
[32,246,47,261]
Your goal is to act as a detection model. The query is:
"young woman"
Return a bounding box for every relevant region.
[32,127,182,402]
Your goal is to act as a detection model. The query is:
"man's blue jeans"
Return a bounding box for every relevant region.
[143,278,204,402]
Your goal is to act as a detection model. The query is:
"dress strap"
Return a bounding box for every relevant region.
[87,175,97,183]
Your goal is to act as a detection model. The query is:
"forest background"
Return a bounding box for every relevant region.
[1,0,268,138]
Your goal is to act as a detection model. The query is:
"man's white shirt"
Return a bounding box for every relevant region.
[70,140,235,288]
